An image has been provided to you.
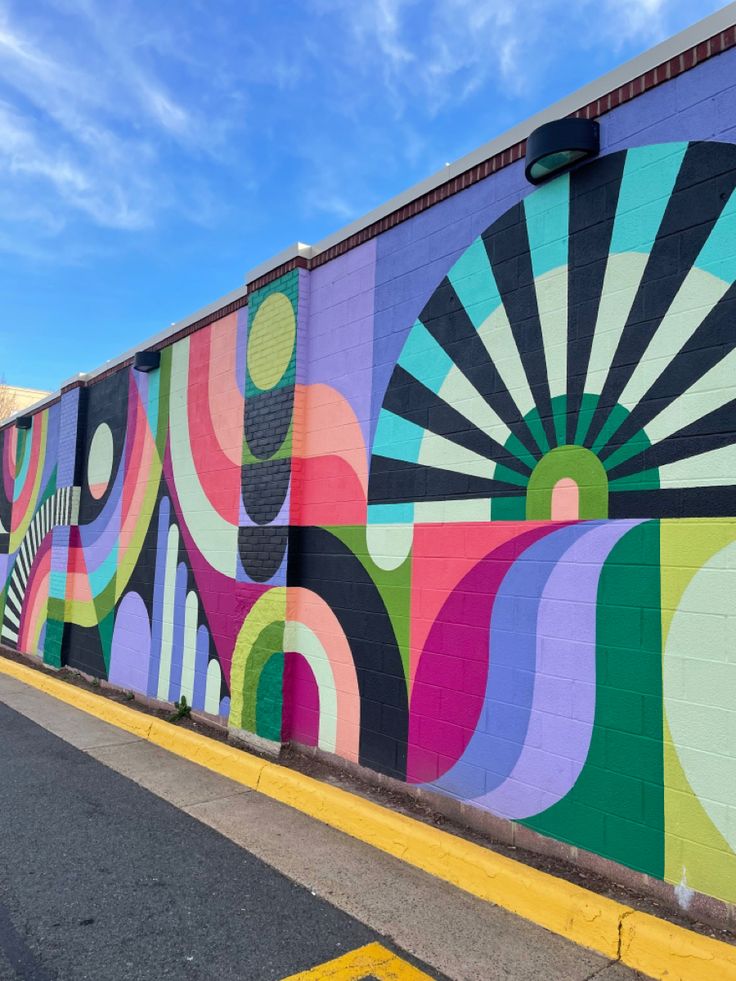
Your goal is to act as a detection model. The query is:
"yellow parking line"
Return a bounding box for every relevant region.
[280,941,436,980]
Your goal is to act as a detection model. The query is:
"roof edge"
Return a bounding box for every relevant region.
[7,4,735,430]
[244,3,736,285]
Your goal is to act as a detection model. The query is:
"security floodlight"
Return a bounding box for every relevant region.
[133,351,160,373]
[525,118,600,184]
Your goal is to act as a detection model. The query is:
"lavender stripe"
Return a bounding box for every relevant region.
[168,561,188,701]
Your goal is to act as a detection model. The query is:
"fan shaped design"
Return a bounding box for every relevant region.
[369,141,736,521]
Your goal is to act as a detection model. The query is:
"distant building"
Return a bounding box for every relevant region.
[0,384,49,421]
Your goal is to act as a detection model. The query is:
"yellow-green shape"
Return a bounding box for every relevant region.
[661,518,736,905]
[247,292,296,391]
[229,588,287,731]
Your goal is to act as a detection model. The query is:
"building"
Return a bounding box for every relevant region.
[1,6,735,927]
[0,384,49,421]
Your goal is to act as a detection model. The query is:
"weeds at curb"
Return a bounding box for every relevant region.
[168,695,191,724]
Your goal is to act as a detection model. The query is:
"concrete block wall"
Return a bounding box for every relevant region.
[2,33,736,915]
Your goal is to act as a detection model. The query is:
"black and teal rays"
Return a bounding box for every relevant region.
[368,140,736,522]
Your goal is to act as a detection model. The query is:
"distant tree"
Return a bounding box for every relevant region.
[0,377,18,423]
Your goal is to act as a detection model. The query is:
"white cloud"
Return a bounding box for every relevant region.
[310,0,528,118]
[0,0,239,248]
[0,0,723,261]
[598,0,671,48]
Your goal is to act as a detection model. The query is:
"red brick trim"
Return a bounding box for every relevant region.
[149,292,249,352]
[0,394,61,434]
[9,22,734,427]
[248,23,736,292]
[86,293,250,387]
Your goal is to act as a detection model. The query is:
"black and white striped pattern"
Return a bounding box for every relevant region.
[2,486,79,646]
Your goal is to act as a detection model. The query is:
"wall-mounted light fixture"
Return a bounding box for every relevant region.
[525,118,600,185]
[16,416,32,430]
[133,351,161,373]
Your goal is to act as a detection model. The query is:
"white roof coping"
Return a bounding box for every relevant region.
[1,390,59,428]
[73,281,248,387]
[1,282,248,429]
[5,3,734,428]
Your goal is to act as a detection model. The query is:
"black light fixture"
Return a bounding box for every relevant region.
[525,117,600,185]
[133,350,160,373]
[16,415,32,430]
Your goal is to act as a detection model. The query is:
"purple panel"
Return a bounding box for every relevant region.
[49,524,70,576]
[372,160,528,446]
[429,521,642,819]
[147,496,170,695]
[57,387,81,487]
[604,46,736,151]
[192,623,209,709]
[307,240,376,448]
[109,591,151,693]
[168,560,188,701]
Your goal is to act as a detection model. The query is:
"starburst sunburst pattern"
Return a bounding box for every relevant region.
[369,141,736,522]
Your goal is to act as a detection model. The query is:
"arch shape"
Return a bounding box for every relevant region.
[228,586,361,762]
[526,445,608,520]
[370,141,736,520]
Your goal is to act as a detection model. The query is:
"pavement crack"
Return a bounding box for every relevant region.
[580,908,637,979]
[582,960,618,980]
[84,738,144,751]
[617,909,635,962]
[184,789,253,809]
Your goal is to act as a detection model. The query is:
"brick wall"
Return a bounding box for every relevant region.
[2,39,736,915]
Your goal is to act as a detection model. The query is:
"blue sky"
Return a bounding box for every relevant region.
[1,0,728,391]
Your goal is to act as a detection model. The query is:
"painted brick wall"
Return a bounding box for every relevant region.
[2,43,736,912]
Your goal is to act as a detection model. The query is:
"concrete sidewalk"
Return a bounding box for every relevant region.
[0,671,643,981]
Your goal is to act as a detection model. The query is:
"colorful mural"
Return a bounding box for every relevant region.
[2,140,735,909]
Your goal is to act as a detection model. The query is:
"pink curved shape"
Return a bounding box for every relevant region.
[551,477,579,520]
[407,524,559,784]
[120,372,156,562]
[188,326,241,523]
[287,586,361,763]
[2,428,16,500]
[18,538,51,652]
[291,384,367,525]
[208,313,244,466]
[11,418,43,531]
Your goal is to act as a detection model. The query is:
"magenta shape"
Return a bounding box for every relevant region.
[282,651,320,748]
[407,525,556,784]
[109,591,151,694]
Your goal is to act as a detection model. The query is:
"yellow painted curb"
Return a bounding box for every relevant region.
[2,656,735,980]
[256,762,623,957]
[620,911,736,980]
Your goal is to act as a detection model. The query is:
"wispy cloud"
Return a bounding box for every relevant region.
[311,0,526,117]
[0,0,724,264]
[0,0,248,252]
[596,0,672,49]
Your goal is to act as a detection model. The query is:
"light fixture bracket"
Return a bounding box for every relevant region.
[525,117,600,185]
[133,351,161,373]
